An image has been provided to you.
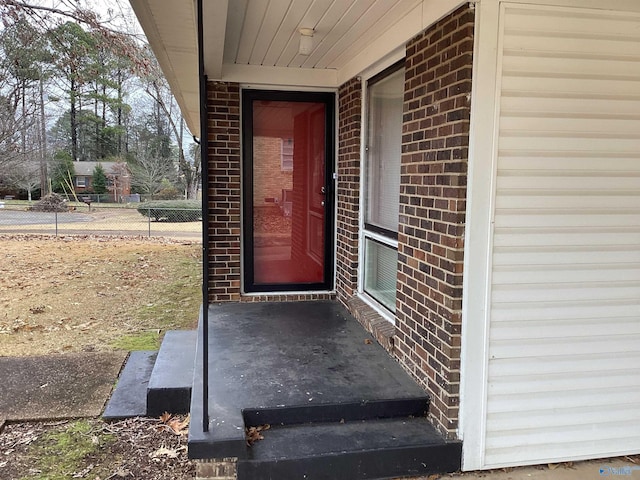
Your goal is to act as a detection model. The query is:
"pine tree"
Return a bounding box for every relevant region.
[92,163,108,194]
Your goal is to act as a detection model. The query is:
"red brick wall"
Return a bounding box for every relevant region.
[395,5,474,437]
[252,137,293,206]
[242,293,335,303]
[206,81,242,302]
[206,82,334,303]
[335,78,362,306]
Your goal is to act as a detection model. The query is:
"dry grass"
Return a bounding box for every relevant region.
[0,235,202,357]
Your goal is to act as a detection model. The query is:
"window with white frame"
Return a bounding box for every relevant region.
[281,138,293,171]
[362,62,404,313]
[76,176,87,188]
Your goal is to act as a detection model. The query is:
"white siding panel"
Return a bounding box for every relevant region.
[490,351,640,375]
[484,3,640,467]
[493,246,640,266]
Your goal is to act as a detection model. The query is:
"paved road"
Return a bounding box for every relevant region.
[0,209,93,225]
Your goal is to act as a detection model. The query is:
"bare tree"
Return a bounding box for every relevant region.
[129,152,175,196]
[0,86,22,169]
[0,0,193,201]
[0,20,40,171]
[0,0,145,47]
[141,49,200,199]
[107,161,129,202]
[3,159,40,200]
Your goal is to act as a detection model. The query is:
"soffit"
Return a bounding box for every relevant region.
[130,0,465,135]
[224,0,419,69]
[129,0,200,134]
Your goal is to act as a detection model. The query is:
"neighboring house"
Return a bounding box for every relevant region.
[72,161,131,201]
[130,0,640,473]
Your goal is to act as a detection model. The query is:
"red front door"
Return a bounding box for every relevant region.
[243,90,334,292]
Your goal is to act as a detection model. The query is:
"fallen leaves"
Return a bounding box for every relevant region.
[246,424,270,446]
[71,463,95,478]
[0,319,46,334]
[105,467,131,479]
[157,413,190,436]
[29,305,49,314]
[0,416,194,479]
[548,461,574,470]
[151,446,187,459]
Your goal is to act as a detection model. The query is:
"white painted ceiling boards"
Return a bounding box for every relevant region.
[129,0,462,133]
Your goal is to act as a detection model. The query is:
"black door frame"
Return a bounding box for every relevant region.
[242,89,335,293]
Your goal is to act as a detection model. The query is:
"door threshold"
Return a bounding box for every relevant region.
[241,290,336,297]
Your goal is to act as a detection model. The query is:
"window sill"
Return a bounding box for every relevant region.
[346,295,395,353]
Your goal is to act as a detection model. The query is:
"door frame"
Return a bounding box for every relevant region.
[241,89,335,293]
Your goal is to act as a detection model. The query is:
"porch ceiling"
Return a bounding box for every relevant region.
[129,0,464,134]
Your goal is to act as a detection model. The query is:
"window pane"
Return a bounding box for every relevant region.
[281,138,293,172]
[366,68,404,233]
[364,238,398,312]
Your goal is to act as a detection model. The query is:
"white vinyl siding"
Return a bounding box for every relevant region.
[483,3,640,468]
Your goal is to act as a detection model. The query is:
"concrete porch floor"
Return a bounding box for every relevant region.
[189,300,461,478]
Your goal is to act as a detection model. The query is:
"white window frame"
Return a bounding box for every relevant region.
[357,59,405,322]
[76,176,86,188]
[280,137,293,171]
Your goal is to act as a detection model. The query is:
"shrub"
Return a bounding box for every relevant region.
[155,185,181,200]
[137,200,201,222]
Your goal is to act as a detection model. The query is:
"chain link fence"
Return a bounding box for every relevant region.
[0,202,202,242]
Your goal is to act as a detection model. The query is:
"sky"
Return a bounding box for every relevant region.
[86,0,143,35]
[29,0,144,37]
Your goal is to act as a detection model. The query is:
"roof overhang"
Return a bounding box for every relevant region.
[129,0,466,135]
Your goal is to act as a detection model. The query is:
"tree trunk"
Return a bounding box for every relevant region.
[94,80,100,160]
[21,82,26,153]
[39,76,48,195]
[117,95,122,155]
[70,76,78,162]
[101,82,107,158]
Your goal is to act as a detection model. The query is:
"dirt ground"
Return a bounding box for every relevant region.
[0,417,195,480]
[0,234,201,479]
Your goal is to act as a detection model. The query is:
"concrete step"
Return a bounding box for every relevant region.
[243,396,429,427]
[146,330,197,417]
[103,350,157,420]
[188,301,438,461]
[238,417,461,480]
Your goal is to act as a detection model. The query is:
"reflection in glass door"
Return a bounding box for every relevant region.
[243,91,334,292]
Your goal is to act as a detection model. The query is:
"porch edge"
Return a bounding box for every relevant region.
[346,296,395,352]
[196,458,238,480]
